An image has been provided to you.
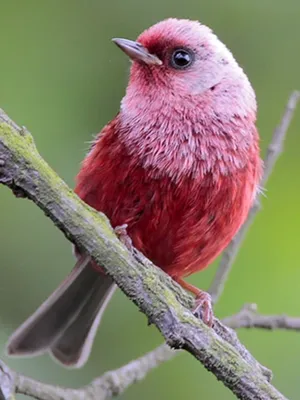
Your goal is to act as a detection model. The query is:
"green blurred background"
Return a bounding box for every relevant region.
[1,1,300,399]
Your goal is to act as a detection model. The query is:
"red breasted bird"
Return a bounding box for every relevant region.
[7,18,262,367]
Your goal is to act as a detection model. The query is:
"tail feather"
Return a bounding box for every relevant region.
[6,255,116,367]
[50,275,116,367]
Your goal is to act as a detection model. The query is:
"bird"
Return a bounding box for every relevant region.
[6,18,262,368]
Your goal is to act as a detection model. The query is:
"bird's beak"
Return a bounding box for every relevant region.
[112,38,162,66]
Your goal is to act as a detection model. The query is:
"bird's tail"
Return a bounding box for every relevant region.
[6,255,116,368]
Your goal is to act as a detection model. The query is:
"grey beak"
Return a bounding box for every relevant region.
[112,38,162,66]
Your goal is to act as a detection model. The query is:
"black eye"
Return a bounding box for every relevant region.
[171,49,194,69]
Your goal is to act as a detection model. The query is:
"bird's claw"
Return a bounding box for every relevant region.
[114,224,133,251]
[193,291,214,327]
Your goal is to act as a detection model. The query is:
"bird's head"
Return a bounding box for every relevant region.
[113,18,256,117]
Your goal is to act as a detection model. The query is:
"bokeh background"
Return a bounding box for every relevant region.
[1,0,300,399]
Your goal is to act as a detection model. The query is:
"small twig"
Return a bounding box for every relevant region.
[88,344,176,399]
[0,361,16,400]
[223,304,300,331]
[209,90,300,304]
[0,347,177,400]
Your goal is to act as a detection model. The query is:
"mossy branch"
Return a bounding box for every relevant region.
[0,92,299,400]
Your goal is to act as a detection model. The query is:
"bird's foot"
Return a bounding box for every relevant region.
[114,224,133,251]
[175,278,214,327]
[193,290,214,327]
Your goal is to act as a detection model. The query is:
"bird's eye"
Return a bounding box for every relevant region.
[170,49,194,69]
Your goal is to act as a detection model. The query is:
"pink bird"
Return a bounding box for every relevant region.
[7,18,262,368]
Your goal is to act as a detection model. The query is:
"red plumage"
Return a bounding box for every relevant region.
[7,18,262,368]
[75,114,260,279]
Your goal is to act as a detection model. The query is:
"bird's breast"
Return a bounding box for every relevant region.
[75,121,261,277]
[118,99,258,183]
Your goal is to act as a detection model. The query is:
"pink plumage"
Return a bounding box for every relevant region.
[7,18,262,368]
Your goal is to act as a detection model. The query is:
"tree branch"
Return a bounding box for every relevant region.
[209,91,300,304]
[0,91,298,400]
